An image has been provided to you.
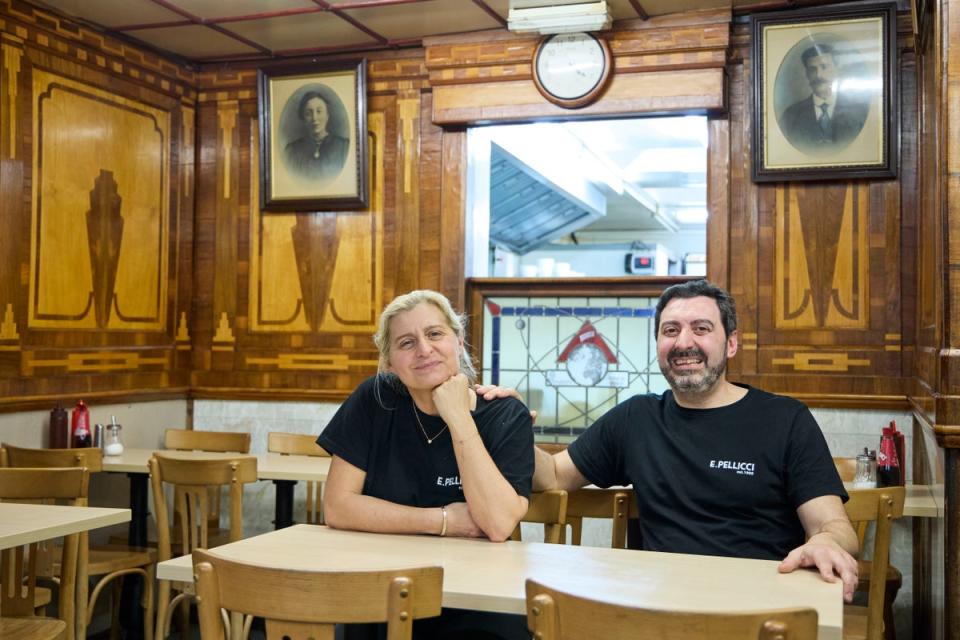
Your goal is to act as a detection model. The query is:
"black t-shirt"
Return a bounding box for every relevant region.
[318,376,534,506]
[568,384,846,560]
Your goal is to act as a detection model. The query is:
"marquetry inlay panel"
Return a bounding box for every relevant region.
[244,353,379,371]
[774,182,869,329]
[0,303,19,342]
[247,112,384,335]
[24,350,169,375]
[28,69,169,331]
[2,39,22,159]
[770,351,871,372]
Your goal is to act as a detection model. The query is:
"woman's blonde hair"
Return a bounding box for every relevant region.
[373,289,477,385]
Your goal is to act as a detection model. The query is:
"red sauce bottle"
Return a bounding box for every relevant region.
[71,400,91,448]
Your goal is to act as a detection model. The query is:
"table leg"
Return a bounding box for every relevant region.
[122,472,149,639]
[128,472,149,547]
[273,479,297,529]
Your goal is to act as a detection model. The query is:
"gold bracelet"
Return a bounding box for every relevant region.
[439,506,448,537]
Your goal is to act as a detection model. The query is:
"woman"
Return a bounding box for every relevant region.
[318,289,534,640]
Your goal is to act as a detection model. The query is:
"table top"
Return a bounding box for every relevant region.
[101,448,330,482]
[157,524,843,639]
[0,503,130,550]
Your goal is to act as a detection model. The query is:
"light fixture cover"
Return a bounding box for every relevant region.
[507,1,612,34]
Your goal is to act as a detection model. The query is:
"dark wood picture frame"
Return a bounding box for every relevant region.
[258,59,367,211]
[751,2,897,182]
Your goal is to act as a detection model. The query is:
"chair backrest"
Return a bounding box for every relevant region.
[267,432,330,524]
[193,548,442,640]
[525,579,818,640]
[510,490,568,544]
[565,488,631,548]
[0,467,86,637]
[267,432,329,457]
[833,456,857,482]
[536,443,568,455]
[2,443,104,474]
[164,429,251,453]
[844,486,906,640]
[149,454,257,561]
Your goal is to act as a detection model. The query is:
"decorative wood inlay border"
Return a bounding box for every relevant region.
[212,311,235,351]
[175,311,190,350]
[24,350,170,374]
[398,94,419,194]
[218,101,238,200]
[2,38,22,159]
[0,302,18,340]
[245,353,378,371]
[739,332,757,351]
[771,352,871,372]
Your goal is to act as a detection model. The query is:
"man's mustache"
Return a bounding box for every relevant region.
[668,348,707,362]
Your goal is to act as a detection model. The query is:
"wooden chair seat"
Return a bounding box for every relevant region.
[0,617,67,640]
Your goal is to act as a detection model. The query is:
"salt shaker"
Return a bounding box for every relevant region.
[852,447,876,489]
[103,415,124,456]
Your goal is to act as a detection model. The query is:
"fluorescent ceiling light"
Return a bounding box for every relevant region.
[508,1,611,34]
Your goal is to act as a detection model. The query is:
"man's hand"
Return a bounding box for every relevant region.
[474,384,537,423]
[778,534,859,602]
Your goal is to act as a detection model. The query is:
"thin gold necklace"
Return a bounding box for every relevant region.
[411,398,448,444]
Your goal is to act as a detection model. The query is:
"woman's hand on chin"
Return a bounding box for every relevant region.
[432,373,474,422]
[443,501,485,538]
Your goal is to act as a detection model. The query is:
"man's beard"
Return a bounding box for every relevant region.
[660,347,727,394]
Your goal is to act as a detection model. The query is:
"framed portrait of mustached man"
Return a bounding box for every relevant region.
[751,2,897,181]
[258,59,367,210]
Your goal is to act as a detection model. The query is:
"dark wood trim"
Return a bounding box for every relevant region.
[0,388,190,413]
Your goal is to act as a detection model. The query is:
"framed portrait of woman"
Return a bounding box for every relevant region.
[751,2,897,182]
[258,60,367,210]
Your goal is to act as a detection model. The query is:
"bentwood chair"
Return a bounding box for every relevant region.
[193,548,442,640]
[163,429,252,549]
[525,578,818,640]
[0,467,85,640]
[2,443,155,640]
[266,432,330,524]
[510,490,568,544]
[842,486,906,640]
[834,457,903,640]
[150,454,258,639]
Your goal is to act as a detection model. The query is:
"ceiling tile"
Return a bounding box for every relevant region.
[129,24,261,59]
[226,12,378,53]
[168,0,316,20]
[37,0,186,27]
[338,0,505,41]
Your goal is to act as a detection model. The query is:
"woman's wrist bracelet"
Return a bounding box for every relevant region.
[439,505,448,537]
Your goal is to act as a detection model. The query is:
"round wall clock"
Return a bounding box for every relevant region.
[532,32,612,109]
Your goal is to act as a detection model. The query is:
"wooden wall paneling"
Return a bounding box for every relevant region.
[212,98,240,359]
[898,49,919,381]
[0,33,25,372]
[173,103,195,371]
[0,8,195,408]
[725,29,759,380]
[395,88,422,295]
[417,90,442,294]
[425,10,730,126]
[439,126,466,309]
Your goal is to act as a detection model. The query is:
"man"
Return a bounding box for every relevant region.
[519,280,859,602]
[283,91,349,181]
[778,42,869,154]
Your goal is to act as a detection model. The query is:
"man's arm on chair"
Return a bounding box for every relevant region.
[533,447,589,492]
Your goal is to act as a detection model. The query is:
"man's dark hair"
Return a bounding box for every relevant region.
[801,43,835,68]
[297,91,331,120]
[654,280,738,338]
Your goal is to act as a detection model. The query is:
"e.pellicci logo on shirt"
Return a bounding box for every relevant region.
[710,459,756,475]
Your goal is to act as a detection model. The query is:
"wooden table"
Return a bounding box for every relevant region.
[0,503,130,549]
[156,524,844,639]
[101,448,330,546]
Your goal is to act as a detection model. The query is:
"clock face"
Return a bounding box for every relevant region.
[534,32,610,105]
